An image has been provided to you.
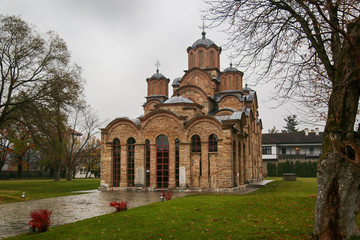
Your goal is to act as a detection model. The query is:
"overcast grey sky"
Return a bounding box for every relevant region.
[2,0,320,132]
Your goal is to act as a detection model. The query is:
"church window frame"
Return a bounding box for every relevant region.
[209,134,218,152]
[175,138,180,187]
[191,135,201,153]
[112,138,121,187]
[210,51,214,67]
[127,137,136,187]
[156,135,169,188]
[199,50,204,68]
[145,139,150,187]
[190,52,194,68]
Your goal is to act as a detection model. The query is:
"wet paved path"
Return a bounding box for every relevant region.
[0,182,270,239]
[0,190,191,239]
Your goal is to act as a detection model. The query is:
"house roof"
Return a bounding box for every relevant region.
[262,131,323,144]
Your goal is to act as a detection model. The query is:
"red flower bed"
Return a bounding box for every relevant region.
[110,200,128,212]
[29,209,52,233]
[162,190,173,201]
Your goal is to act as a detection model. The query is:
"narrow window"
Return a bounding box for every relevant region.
[190,52,194,68]
[210,51,214,67]
[209,134,218,152]
[145,139,150,187]
[153,82,157,95]
[175,139,180,187]
[159,81,163,95]
[233,140,237,187]
[127,138,135,187]
[199,51,203,67]
[112,138,121,187]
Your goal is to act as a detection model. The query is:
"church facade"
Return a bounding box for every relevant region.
[100,31,263,191]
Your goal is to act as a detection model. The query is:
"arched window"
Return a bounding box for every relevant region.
[145,139,150,187]
[112,138,121,187]
[127,138,135,187]
[199,51,203,67]
[175,139,180,187]
[190,52,194,68]
[191,135,201,153]
[233,140,237,187]
[159,81,163,95]
[210,51,214,67]
[209,134,218,152]
[156,135,169,188]
[153,82,157,95]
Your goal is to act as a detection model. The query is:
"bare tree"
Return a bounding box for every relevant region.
[0,129,11,173]
[64,106,101,181]
[204,1,360,239]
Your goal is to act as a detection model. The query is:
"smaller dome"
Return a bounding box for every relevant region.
[164,95,193,104]
[151,70,166,79]
[243,84,252,92]
[224,63,239,73]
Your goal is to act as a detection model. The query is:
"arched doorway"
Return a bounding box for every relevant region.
[156,135,169,188]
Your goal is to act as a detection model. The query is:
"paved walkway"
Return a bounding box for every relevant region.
[0,182,273,239]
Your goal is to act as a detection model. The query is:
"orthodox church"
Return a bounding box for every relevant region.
[100,30,263,191]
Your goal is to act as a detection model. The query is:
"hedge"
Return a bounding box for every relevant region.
[267,160,317,177]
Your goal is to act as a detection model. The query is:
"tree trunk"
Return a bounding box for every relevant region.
[54,160,61,181]
[315,149,360,239]
[17,160,23,179]
[314,65,360,239]
[66,169,73,181]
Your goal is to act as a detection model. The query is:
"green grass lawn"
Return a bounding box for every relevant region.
[0,178,100,204]
[7,178,318,240]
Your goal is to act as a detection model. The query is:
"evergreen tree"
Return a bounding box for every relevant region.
[282,115,299,133]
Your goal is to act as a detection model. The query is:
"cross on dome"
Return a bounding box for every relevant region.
[155,60,161,73]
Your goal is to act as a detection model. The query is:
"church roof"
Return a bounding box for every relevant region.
[190,31,219,49]
[243,84,252,92]
[150,70,166,79]
[214,111,244,121]
[164,95,193,104]
[223,63,239,73]
[172,77,181,86]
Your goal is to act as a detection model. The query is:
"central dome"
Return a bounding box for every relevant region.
[191,31,217,49]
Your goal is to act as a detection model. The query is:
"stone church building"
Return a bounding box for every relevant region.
[100,31,263,191]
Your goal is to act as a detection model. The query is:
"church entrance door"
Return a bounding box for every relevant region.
[156,135,169,188]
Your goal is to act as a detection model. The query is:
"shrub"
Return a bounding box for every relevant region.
[162,190,173,201]
[110,200,128,212]
[29,209,52,233]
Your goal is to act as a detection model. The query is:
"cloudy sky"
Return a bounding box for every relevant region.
[2,0,321,132]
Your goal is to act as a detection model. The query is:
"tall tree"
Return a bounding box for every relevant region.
[205,1,360,239]
[282,114,299,133]
[0,15,82,128]
[1,15,85,181]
